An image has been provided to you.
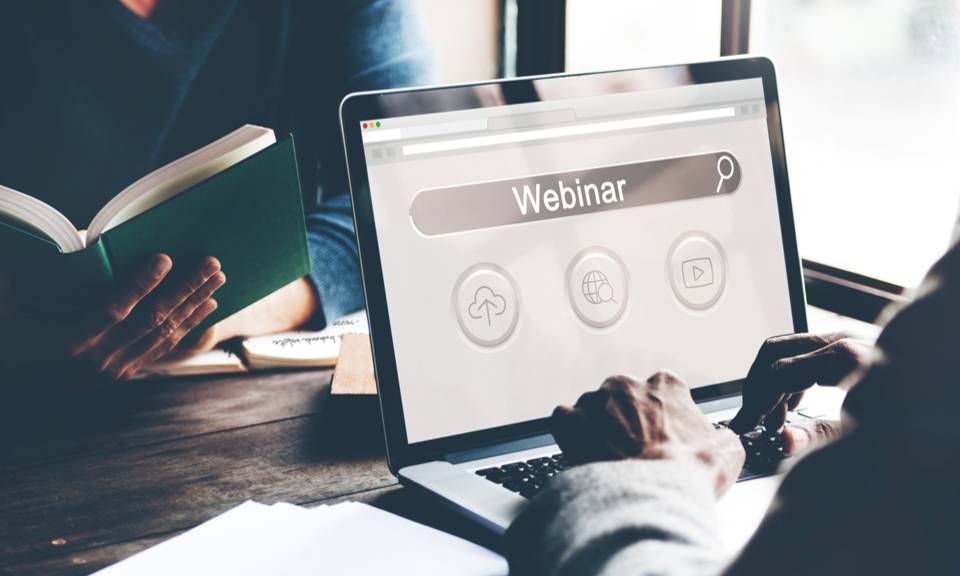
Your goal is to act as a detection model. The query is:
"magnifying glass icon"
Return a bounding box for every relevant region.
[716,155,735,193]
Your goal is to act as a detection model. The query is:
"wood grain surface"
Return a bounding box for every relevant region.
[0,369,492,575]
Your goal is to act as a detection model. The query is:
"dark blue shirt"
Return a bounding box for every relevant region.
[0,0,432,325]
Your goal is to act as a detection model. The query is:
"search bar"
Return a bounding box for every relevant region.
[410,152,742,236]
[402,107,736,156]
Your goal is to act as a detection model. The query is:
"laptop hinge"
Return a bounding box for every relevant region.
[445,433,556,464]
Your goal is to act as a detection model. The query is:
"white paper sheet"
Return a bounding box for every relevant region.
[95,501,507,576]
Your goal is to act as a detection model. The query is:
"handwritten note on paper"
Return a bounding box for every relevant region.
[241,310,368,368]
[272,317,366,348]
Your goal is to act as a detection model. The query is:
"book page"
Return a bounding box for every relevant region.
[241,310,368,369]
[0,184,84,252]
[134,349,247,379]
[86,125,276,243]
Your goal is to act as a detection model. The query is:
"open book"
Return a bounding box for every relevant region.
[241,310,369,369]
[135,310,369,378]
[0,125,276,253]
[0,125,311,329]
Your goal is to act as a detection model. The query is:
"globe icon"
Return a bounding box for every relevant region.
[581,270,614,304]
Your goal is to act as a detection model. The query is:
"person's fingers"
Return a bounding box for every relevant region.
[730,337,865,434]
[97,264,224,357]
[761,401,789,431]
[757,392,804,430]
[750,332,847,371]
[74,254,173,348]
[551,405,593,465]
[729,385,794,434]
[783,419,841,454]
[786,391,805,411]
[728,335,835,434]
[749,392,804,431]
[551,404,622,465]
[728,400,780,434]
[177,323,221,353]
[104,273,224,379]
[114,298,219,380]
[771,339,866,391]
[596,382,648,457]
[572,388,604,412]
[576,376,650,458]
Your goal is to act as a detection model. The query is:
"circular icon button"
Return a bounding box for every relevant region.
[454,264,519,347]
[667,232,727,310]
[567,247,629,328]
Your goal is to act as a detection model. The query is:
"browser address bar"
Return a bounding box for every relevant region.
[402,106,736,156]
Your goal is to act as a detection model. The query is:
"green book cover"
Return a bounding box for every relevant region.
[1,136,311,332]
[0,215,113,296]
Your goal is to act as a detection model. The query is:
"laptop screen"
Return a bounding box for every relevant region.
[359,76,795,444]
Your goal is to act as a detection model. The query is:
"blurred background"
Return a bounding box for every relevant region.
[417,0,960,318]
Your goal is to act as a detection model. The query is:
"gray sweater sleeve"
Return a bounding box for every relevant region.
[505,238,960,576]
[505,459,729,576]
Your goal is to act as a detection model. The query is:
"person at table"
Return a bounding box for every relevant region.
[0,0,431,381]
[506,237,960,574]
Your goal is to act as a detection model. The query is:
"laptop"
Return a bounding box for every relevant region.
[339,56,809,533]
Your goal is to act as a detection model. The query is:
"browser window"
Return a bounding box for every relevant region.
[361,78,795,444]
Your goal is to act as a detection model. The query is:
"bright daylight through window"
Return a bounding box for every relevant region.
[567,0,960,288]
[752,0,960,287]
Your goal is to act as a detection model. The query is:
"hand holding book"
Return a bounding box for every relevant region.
[0,252,225,381]
[0,125,313,381]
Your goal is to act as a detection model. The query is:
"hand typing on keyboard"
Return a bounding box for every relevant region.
[728,331,869,436]
[716,420,790,475]
[492,333,867,500]
[725,331,868,465]
[716,418,843,479]
[549,372,746,496]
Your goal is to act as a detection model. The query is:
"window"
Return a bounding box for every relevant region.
[420,0,960,292]
[750,0,960,288]
[417,0,501,82]
[565,1,722,72]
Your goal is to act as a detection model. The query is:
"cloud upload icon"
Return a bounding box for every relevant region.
[468,285,508,326]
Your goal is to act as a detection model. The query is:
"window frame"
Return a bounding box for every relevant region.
[504,0,905,322]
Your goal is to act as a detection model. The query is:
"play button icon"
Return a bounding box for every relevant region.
[668,232,726,310]
[682,258,714,288]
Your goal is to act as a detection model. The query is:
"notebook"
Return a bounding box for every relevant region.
[240,310,368,369]
[134,310,369,378]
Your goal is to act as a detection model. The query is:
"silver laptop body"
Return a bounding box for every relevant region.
[340,56,807,533]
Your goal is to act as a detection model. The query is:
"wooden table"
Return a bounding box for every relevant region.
[0,370,500,575]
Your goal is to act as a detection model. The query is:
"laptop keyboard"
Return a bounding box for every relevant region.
[475,423,791,499]
[475,454,567,499]
[722,421,791,479]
